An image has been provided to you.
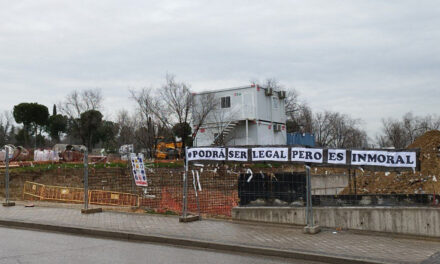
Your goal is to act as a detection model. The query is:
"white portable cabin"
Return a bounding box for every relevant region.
[193,84,287,146]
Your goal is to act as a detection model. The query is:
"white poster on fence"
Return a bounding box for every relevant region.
[131,155,148,186]
[227,148,248,161]
[291,147,323,163]
[251,147,289,161]
[328,149,346,164]
[187,148,226,161]
[351,150,417,168]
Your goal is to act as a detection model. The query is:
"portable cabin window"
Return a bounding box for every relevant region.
[272,96,279,109]
[221,96,231,108]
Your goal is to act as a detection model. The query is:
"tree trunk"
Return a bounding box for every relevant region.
[34,124,38,149]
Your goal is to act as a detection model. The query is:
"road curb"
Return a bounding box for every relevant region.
[0,219,388,264]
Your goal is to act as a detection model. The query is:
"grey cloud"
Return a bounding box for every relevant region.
[0,0,439,139]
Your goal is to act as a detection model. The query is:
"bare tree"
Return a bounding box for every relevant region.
[57,89,103,145]
[115,110,136,147]
[341,127,368,148]
[129,88,160,158]
[417,114,440,132]
[191,93,218,140]
[329,113,367,148]
[0,111,13,147]
[58,89,102,119]
[151,74,193,150]
[313,111,368,148]
[313,111,334,147]
[159,74,193,129]
[377,118,409,148]
[285,88,300,119]
[299,104,313,133]
[287,101,313,133]
[131,75,193,149]
[130,74,195,157]
[377,112,440,148]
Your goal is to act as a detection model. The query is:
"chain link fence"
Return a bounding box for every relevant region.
[2,150,438,222]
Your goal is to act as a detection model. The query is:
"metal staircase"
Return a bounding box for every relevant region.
[211,120,239,146]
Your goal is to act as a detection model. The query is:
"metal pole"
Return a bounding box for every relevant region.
[353,169,357,202]
[84,149,88,210]
[348,168,352,194]
[129,157,136,194]
[305,165,312,226]
[245,119,249,145]
[5,147,9,203]
[309,170,314,228]
[182,146,188,218]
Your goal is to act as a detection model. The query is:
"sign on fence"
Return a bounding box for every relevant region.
[130,155,148,186]
[187,147,418,168]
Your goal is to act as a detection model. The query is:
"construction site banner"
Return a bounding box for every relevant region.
[187,147,418,168]
[227,148,248,161]
[187,148,226,161]
[351,150,416,168]
[251,147,288,161]
[291,147,323,163]
[328,149,347,164]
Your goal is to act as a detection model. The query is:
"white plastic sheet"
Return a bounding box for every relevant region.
[33,150,59,162]
[0,150,13,161]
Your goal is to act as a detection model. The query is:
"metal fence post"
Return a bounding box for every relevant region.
[5,147,9,203]
[84,149,88,210]
[182,146,188,218]
[3,147,14,207]
[305,165,311,226]
[304,164,320,234]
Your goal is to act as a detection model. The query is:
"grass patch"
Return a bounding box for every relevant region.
[6,160,185,173]
[9,162,128,173]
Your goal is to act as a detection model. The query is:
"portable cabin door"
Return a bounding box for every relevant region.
[241,91,255,120]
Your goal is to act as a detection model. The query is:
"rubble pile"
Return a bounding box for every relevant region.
[344,130,440,195]
[350,170,432,194]
[408,130,440,177]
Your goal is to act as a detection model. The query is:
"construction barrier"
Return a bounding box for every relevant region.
[23,181,138,207]
[42,184,84,203]
[22,182,46,200]
[89,190,138,207]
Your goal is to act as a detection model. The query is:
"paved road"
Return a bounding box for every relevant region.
[0,204,438,264]
[0,227,325,264]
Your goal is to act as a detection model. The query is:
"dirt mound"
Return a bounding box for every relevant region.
[408,130,440,150]
[340,130,440,195]
[408,130,440,178]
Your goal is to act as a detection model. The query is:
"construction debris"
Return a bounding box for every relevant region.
[0,145,30,161]
[342,130,440,195]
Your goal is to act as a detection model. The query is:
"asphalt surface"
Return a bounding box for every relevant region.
[0,227,325,264]
[1,204,439,263]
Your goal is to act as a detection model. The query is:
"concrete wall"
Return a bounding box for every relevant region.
[311,173,349,195]
[232,206,440,238]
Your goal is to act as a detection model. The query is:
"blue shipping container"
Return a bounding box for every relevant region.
[287,133,315,147]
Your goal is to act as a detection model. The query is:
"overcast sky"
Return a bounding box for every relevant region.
[1,0,439,140]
